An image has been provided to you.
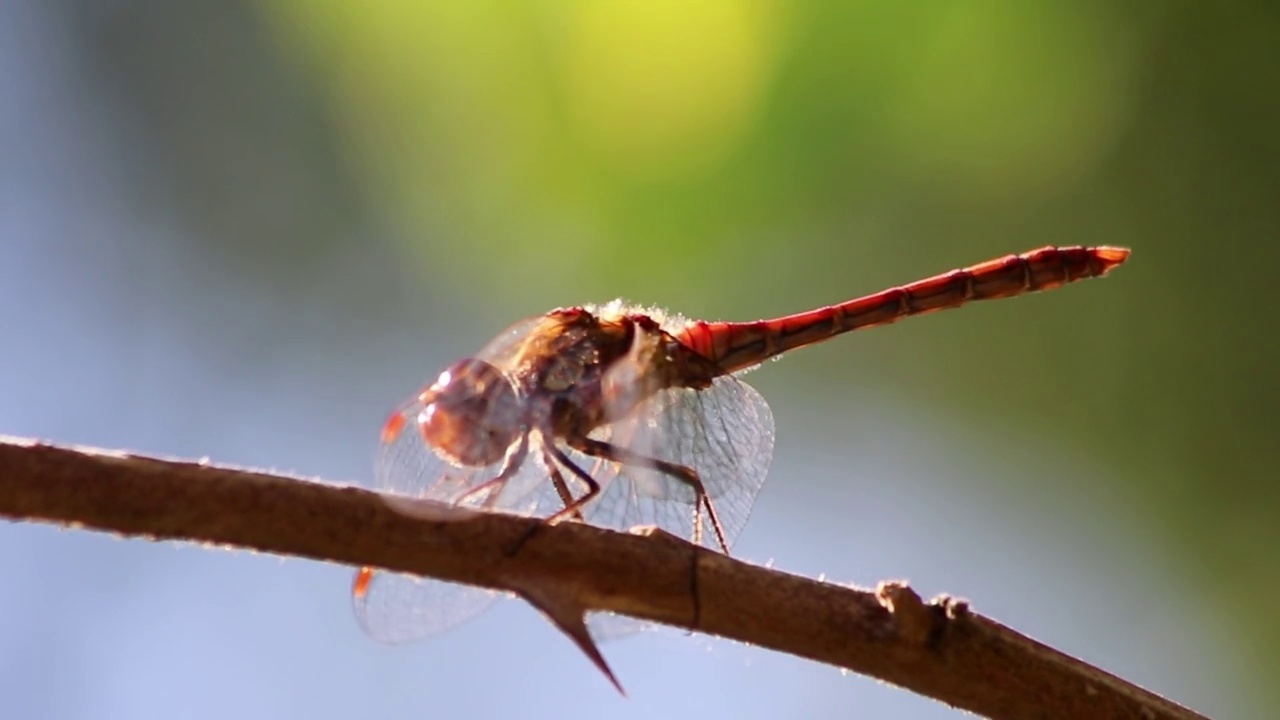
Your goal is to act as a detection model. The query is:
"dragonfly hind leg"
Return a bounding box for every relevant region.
[506,446,591,558]
[564,436,731,555]
[542,443,603,524]
[544,446,588,523]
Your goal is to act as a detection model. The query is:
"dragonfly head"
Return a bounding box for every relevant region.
[419,358,523,468]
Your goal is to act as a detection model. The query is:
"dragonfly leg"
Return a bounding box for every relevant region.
[544,446,587,522]
[542,443,603,525]
[508,447,593,556]
[362,436,532,601]
[453,433,530,509]
[565,436,731,556]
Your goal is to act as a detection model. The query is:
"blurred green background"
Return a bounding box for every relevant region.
[263,0,1278,692]
[3,1,1277,717]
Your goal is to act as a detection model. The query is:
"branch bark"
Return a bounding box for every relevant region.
[0,436,1208,719]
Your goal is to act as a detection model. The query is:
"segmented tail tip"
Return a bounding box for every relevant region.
[1094,246,1131,275]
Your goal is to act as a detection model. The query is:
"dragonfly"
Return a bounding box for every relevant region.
[353,245,1129,648]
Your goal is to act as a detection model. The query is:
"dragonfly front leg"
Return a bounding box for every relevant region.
[453,433,530,509]
[357,432,531,600]
[564,436,730,555]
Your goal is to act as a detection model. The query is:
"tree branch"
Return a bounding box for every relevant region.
[0,436,1207,719]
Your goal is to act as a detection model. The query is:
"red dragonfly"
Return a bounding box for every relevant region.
[353,245,1129,644]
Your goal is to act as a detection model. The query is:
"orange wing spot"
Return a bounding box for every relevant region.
[353,567,375,598]
[380,412,408,445]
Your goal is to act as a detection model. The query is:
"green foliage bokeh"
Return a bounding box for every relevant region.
[258,0,1280,702]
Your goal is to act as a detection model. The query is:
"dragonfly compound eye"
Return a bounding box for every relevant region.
[418,358,522,467]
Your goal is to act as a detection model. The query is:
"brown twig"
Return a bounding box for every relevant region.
[0,436,1208,719]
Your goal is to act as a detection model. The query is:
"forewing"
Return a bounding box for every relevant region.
[566,376,776,551]
[546,376,774,640]
[370,313,575,502]
[356,317,560,643]
[371,391,539,511]
[357,393,549,642]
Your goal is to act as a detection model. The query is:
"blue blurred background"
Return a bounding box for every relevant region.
[2,1,1275,717]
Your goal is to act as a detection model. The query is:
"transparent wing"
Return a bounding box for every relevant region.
[571,376,776,550]
[355,572,501,644]
[482,374,776,550]
[355,316,568,643]
[548,375,775,639]
[354,394,550,643]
